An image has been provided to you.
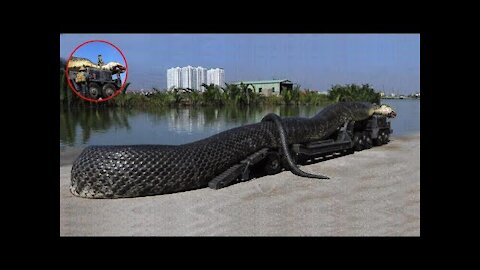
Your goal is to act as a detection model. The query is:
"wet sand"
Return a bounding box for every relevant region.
[60,133,420,236]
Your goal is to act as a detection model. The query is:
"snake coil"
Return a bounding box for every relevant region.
[71,102,383,198]
[261,113,329,179]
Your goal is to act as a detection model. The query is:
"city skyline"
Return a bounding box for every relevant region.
[60,34,420,94]
[167,66,224,91]
[207,68,225,90]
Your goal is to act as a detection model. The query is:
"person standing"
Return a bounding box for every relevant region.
[97,54,104,67]
[75,66,88,96]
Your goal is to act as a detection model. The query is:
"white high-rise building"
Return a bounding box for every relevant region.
[181,66,195,89]
[196,66,207,91]
[207,68,225,88]
[167,66,223,91]
[167,67,182,90]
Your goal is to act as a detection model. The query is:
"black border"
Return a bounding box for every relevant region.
[61,23,421,34]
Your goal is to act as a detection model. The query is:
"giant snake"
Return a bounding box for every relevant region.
[70,102,395,198]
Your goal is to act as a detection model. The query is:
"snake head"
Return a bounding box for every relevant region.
[373,104,396,118]
[102,62,126,73]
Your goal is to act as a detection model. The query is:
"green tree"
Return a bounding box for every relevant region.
[60,57,67,102]
[292,84,301,105]
[171,89,184,105]
[202,83,224,106]
[281,84,300,105]
[60,57,79,107]
[186,90,201,106]
[281,85,292,105]
[328,83,381,104]
[222,83,242,105]
[237,82,255,106]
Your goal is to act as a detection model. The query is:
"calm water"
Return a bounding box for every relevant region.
[60,99,419,149]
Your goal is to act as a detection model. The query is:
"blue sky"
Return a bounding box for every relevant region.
[60,34,420,94]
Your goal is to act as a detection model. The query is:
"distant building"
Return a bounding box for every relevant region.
[207,68,225,88]
[231,79,293,96]
[181,66,196,90]
[167,67,182,90]
[167,66,223,91]
[196,67,207,91]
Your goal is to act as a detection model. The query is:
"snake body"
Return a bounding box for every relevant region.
[70,102,391,198]
[67,57,126,72]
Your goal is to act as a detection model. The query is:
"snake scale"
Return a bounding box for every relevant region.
[70,102,394,198]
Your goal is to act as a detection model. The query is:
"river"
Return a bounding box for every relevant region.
[60,99,419,150]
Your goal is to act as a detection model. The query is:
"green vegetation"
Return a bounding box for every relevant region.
[299,90,331,105]
[280,85,300,105]
[60,105,132,146]
[103,86,327,109]
[60,57,90,107]
[60,57,386,108]
[60,57,74,105]
[328,84,381,104]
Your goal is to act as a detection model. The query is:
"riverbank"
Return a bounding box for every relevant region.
[60,133,420,236]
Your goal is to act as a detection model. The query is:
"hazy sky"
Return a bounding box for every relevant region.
[60,34,420,94]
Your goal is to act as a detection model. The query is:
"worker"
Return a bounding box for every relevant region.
[75,66,88,96]
[98,54,104,67]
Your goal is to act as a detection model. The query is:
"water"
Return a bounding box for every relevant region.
[60,100,419,149]
[382,99,420,136]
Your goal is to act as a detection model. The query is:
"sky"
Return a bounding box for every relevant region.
[60,34,420,94]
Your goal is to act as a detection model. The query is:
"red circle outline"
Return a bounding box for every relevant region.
[65,40,129,103]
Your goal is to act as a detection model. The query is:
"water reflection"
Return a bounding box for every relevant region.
[60,106,132,147]
[60,100,419,148]
[60,105,326,148]
[143,106,320,136]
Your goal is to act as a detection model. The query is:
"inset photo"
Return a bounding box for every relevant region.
[65,40,127,102]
